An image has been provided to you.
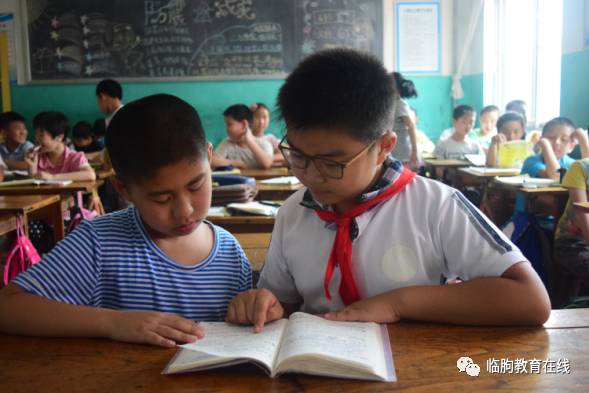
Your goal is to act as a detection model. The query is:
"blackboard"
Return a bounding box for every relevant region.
[26,0,383,80]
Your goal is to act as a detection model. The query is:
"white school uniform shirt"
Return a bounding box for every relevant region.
[258,175,527,314]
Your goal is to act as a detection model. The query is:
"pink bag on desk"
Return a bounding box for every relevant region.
[2,215,42,286]
[66,192,98,234]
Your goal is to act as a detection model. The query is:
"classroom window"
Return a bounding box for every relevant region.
[483,0,563,127]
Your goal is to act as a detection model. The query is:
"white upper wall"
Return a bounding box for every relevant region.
[562,0,587,54]
[452,0,483,75]
[385,0,454,75]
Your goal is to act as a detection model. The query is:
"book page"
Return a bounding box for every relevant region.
[178,319,288,370]
[275,313,386,375]
[497,140,533,168]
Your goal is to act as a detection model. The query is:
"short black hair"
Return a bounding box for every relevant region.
[255,102,269,111]
[497,111,525,134]
[392,72,418,99]
[277,48,396,142]
[72,121,93,139]
[542,117,575,136]
[106,94,207,184]
[480,105,500,116]
[506,100,526,112]
[452,105,475,120]
[224,104,253,124]
[33,111,69,138]
[96,79,122,99]
[93,118,106,138]
[0,111,26,130]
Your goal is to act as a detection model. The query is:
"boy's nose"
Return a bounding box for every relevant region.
[174,195,194,218]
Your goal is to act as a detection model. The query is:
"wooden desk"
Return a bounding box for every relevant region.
[208,215,275,233]
[256,183,303,201]
[0,309,587,392]
[233,232,271,272]
[0,195,64,242]
[573,202,589,213]
[241,167,290,180]
[424,158,470,168]
[0,180,104,196]
[0,213,16,236]
[424,159,470,181]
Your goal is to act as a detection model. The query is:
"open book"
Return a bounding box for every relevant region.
[497,140,533,168]
[227,201,279,217]
[163,312,395,381]
[0,179,73,187]
[494,174,559,187]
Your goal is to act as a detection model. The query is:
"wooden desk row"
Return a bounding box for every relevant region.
[0,309,587,392]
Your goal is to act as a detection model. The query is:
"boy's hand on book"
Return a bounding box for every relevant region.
[226,289,284,333]
[323,294,401,324]
[108,310,204,348]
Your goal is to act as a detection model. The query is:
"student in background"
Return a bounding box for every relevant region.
[410,108,435,155]
[0,111,34,170]
[213,104,273,169]
[520,117,589,182]
[251,102,284,165]
[96,79,123,128]
[391,72,418,169]
[437,105,478,143]
[433,105,481,159]
[72,121,104,154]
[508,117,589,216]
[93,118,107,146]
[486,111,529,167]
[25,111,96,182]
[226,49,550,330]
[553,158,589,306]
[505,99,540,142]
[472,105,500,151]
[0,94,252,347]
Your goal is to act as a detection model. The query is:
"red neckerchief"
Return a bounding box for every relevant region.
[314,167,416,305]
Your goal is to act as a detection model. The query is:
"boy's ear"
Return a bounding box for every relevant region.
[376,131,396,164]
[110,175,130,201]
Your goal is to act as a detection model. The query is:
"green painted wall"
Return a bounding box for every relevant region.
[561,48,589,128]
[408,75,453,141]
[458,73,484,114]
[11,80,286,146]
[11,75,456,145]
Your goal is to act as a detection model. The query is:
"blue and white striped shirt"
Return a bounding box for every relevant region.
[13,207,252,321]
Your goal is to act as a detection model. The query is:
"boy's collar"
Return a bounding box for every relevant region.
[300,155,404,210]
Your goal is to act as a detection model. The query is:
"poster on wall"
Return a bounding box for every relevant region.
[0,13,16,83]
[396,2,440,74]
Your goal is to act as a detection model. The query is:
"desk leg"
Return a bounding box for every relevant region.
[49,201,65,242]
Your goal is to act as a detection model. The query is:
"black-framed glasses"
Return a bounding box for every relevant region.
[278,136,377,180]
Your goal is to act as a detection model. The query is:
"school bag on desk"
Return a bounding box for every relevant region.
[2,215,42,286]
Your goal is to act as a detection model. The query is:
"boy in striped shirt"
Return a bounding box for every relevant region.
[0,94,252,347]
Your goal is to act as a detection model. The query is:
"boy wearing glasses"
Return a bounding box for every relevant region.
[227,49,550,330]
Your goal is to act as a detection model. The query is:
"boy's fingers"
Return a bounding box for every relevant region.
[226,302,237,323]
[323,308,356,321]
[266,303,284,323]
[156,325,199,344]
[234,297,250,324]
[167,316,203,338]
[252,293,272,332]
[145,331,175,348]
